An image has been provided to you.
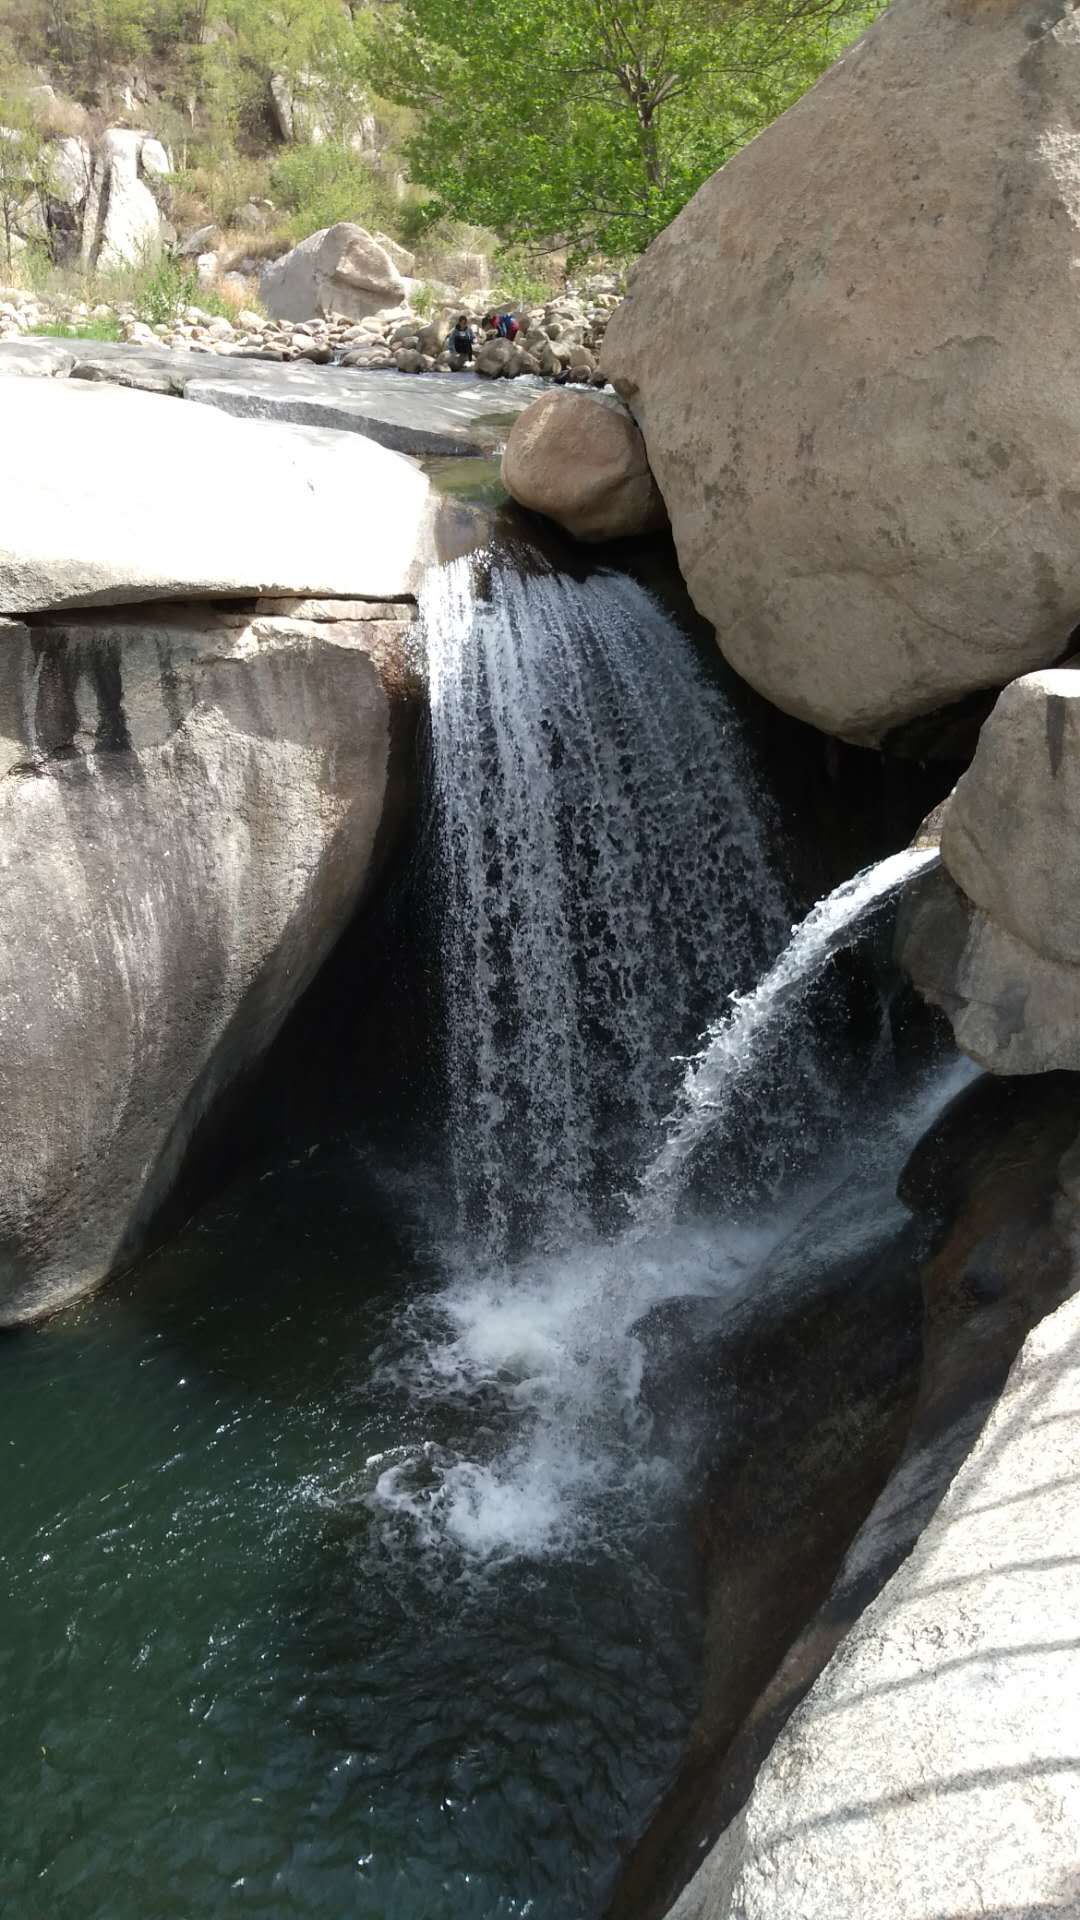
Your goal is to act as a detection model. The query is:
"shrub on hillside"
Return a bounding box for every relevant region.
[269,142,394,243]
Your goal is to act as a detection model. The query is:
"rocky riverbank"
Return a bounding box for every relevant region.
[0,244,617,380]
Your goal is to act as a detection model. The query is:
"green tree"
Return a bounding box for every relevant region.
[0,77,49,271]
[372,0,882,260]
[9,0,149,93]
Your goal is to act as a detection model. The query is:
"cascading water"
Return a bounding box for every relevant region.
[423,553,790,1260]
[371,559,952,1564]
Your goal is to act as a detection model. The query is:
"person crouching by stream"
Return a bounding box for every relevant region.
[447,315,474,362]
[483,310,520,342]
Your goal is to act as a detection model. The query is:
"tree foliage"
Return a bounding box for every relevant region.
[372,0,881,260]
[0,78,49,269]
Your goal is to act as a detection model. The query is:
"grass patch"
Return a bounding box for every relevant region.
[25,315,123,341]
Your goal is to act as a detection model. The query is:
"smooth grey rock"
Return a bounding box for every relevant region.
[177,222,219,258]
[0,604,415,1326]
[603,0,1080,743]
[0,339,74,378]
[0,378,432,612]
[476,338,515,378]
[71,345,186,394]
[182,360,540,454]
[502,388,667,542]
[46,134,92,209]
[372,230,416,277]
[943,668,1080,966]
[259,222,405,323]
[82,129,170,271]
[899,668,1080,1072]
[665,1286,1080,1920]
[898,865,1080,1075]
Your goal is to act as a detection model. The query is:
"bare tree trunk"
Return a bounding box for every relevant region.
[636,103,663,189]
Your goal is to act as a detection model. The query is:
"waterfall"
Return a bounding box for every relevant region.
[634,848,941,1225]
[423,553,789,1261]
[370,563,948,1565]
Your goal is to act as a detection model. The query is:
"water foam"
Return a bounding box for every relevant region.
[368,1220,780,1562]
[368,1048,969,1565]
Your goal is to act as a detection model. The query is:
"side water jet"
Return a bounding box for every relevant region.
[634,848,941,1226]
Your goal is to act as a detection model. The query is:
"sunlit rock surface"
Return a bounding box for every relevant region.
[501,389,667,543]
[0,602,418,1327]
[0,378,433,611]
[663,1276,1080,1919]
[603,0,1080,742]
[900,668,1080,1072]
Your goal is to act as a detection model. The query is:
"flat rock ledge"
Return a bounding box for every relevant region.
[0,376,433,611]
[664,1283,1080,1920]
[0,336,540,458]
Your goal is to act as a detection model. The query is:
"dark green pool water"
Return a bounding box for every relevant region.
[0,1136,701,1920]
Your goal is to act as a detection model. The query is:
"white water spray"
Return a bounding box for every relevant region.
[635,848,940,1224]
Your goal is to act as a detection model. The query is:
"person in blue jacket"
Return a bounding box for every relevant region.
[448,314,474,359]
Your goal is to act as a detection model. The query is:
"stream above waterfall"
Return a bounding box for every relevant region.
[0,550,963,1918]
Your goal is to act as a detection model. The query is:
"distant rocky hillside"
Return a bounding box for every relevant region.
[0,0,535,305]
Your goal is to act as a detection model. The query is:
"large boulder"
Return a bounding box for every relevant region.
[475,337,518,378]
[0,601,417,1328]
[603,0,1080,744]
[899,666,1080,1073]
[502,389,667,543]
[259,222,405,324]
[81,128,171,271]
[0,377,432,610]
[662,1283,1080,1920]
[0,381,435,1324]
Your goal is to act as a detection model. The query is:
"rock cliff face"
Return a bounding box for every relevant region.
[0,603,417,1328]
[80,128,172,272]
[603,0,1080,743]
[0,379,431,1326]
[899,667,1080,1072]
[650,1075,1080,1920]
[663,1283,1080,1920]
[7,125,174,270]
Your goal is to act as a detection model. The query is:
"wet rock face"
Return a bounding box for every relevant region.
[621,1071,1080,1920]
[899,668,1080,1072]
[0,602,418,1328]
[602,0,1080,743]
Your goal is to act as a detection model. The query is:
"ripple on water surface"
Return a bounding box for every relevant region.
[0,1141,702,1920]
